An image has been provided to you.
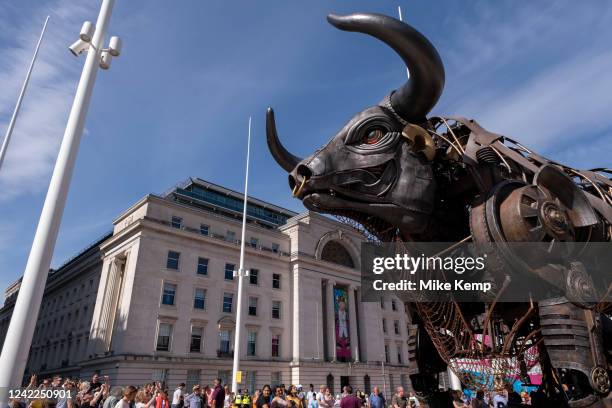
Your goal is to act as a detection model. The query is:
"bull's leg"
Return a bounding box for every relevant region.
[539,297,611,407]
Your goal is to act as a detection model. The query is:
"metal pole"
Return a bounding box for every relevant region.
[397,6,410,80]
[232,116,252,394]
[0,16,50,173]
[0,0,116,399]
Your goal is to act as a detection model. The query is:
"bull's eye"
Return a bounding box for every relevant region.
[363,129,385,145]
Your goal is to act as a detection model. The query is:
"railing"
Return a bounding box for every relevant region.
[51,231,113,274]
[217,350,233,358]
[174,188,290,226]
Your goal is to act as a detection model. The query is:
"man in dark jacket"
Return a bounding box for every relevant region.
[210,379,225,408]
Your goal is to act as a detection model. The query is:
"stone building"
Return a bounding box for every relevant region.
[0,233,109,377]
[1,178,415,392]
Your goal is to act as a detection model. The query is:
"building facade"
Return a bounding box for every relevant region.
[0,233,109,378]
[1,178,416,393]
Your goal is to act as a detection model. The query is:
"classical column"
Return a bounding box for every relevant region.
[326,280,337,361]
[95,259,118,347]
[348,285,359,362]
[292,264,300,362]
[356,287,366,362]
[100,258,123,351]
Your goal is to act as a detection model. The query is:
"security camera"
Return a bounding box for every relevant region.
[80,21,95,42]
[108,36,122,57]
[99,50,112,70]
[68,39,90,56]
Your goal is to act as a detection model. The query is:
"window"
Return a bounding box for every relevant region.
[249,269,258,285]
[166,251,180,270]
[394,320,400,335]
[271,243,280,253]
[272,301,281,319]
[250,237,258,248]
[197,257,209,275]
[248,297,257,316]
[382,318,387,333]
[194,288,206,310]
[364,375,371,395]
[247,332,257,356]
[271,334,280,357]
[162,283,177,306]
[247,371,257,395]
[326,374,334,395]
[271,372,281,388]
[156,323,172,351]
[400,374,408,389]
[200,224,209,236]
[226,230,236,242]
[391,300,397,311]
[397,344,403,364]
[187,369,200,390]
[218,370,231,387]
[380,298,385,309]
[320,240,354,268]
[171,216,183,229]
[190,327,203,352]
[225,263,235,280]
[272,273,281,289]
[384,344,390,363]
[219,330,231,353]
[152,369,169,382]
[223,293,233,313]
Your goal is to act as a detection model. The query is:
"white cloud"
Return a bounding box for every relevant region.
[435,1,612,163]
[0,0,95,201]
[464,48,612,152]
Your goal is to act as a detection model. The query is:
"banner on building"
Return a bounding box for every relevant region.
[334,286,351,361]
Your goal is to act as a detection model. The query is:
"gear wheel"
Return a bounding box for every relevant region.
[590,366,610,394]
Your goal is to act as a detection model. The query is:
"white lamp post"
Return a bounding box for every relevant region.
[231,117,252,394]
[0,0,121,399]
[397,5,410,79]
[0,16,50,173]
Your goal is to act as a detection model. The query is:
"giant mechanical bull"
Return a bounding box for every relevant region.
[266,13,612,407]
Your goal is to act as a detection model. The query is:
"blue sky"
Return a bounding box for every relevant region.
[1,0,611,294]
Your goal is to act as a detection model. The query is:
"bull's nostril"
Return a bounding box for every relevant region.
[296,165,313,179]
[288,175,297,191]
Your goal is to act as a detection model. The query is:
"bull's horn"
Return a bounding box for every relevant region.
[327,13,445,123]
[266,107,302,172]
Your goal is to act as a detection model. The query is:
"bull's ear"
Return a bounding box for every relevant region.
[327,12,445,123]
[266,107,302,172]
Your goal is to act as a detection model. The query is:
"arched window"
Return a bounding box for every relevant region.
[321,241,354,268]
[326,373,334,395]
[363,375,371,395]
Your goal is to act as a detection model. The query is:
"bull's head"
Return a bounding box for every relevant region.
[267,13,445,239]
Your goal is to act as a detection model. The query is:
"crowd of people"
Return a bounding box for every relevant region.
[6,372,558,408]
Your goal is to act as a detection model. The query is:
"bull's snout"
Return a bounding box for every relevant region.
[289,161,316,198]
